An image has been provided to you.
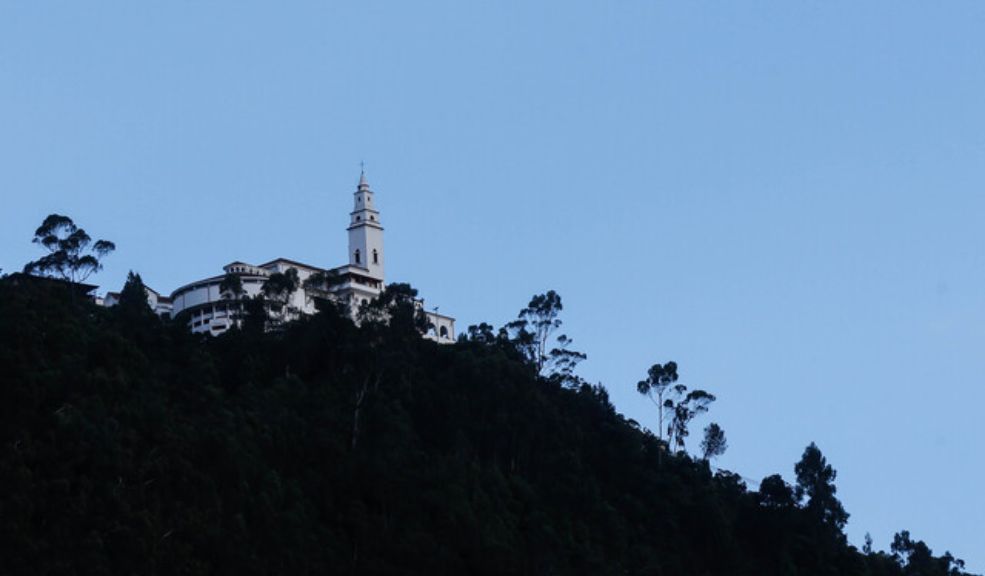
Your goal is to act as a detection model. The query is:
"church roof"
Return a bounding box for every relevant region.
[257,257,325,272]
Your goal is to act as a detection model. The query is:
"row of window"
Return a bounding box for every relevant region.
[192,303,243,318]
[192,318,228,332]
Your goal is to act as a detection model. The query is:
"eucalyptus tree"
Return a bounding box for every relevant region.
[636,361,679,443]
[23,214,115,283]
[507,290,562,373]
[506,290,585,381]
[666,387,716,452]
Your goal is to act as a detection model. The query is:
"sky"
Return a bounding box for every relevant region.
[2,1,984,569]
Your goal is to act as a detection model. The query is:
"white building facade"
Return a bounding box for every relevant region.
[164,172,455,341]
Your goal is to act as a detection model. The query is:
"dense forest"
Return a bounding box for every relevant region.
[0,272,975,575]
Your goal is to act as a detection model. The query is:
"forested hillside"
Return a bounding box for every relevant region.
[0,276,973,575]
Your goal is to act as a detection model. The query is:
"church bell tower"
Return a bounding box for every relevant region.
[347,170,385,281]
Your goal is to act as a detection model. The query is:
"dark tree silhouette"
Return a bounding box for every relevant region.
[794,442,849,529]
[507,290,561,372]
[891,530,967,575]
[758,474,796,508]
[22,214,115,283]
[219,273,245,300]
[0,278,974,576]
[262,267,301,324]
[117,271,151,313]
[464,322,504,345]
[636,361,679,443]
[700,422,727,461]
[666,387,715,452]
[507,290,585,380]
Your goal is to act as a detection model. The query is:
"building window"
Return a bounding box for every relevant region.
[370,215,375,221]
[372,249,379,264]
[354,249,361,264]
[440,326,449,339]
[356,216,361,221]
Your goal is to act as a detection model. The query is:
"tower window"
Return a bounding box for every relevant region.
[354,249,361,264]
[356,216,361,221]
[373,249,379,264]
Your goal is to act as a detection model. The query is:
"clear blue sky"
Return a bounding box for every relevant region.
[3,1,984,568]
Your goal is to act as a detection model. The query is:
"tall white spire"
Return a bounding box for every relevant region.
[347,167,384,280]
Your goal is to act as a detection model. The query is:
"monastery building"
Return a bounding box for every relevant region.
[108,172,455,342]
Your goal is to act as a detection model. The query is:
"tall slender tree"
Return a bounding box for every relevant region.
[666,388,715,452]
[636,361,679,443]
[507,290,584,380]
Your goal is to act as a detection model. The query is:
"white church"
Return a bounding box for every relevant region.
[106,172,456,342]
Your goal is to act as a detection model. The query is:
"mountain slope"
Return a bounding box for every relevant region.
[0,278,972,575]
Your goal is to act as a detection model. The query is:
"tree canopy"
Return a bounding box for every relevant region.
[0,278,973,576]
[701,422,728,462]
[795,441,850,530]
[22,214,115,283]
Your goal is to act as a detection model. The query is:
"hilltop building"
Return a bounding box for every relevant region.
[110,172,455,342]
